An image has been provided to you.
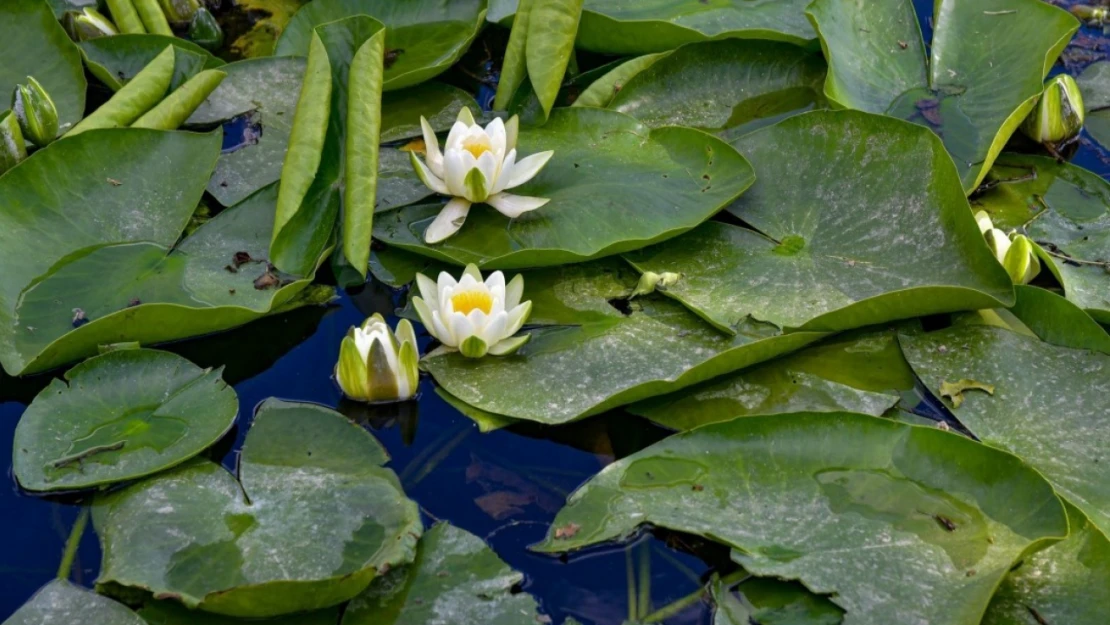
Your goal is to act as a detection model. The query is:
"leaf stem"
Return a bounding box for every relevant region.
[640,569,749,623]
[57,506,90,580]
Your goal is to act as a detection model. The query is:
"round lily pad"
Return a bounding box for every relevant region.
[13,349,237,493]
[374,107,755,269]
[92,399,422,618]
[4,580,145,625]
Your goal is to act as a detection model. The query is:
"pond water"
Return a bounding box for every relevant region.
[1,0,1107,622]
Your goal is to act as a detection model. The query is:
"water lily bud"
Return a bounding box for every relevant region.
[1002,234,1041,285]
[1071,4,1110,25]
[0,110,28,176]
[631,271,682,298]
[159,0,201,23]
[412,264,533,358]
[64,8,119,41]
[335,314,420,403]
[188,8,224,51]
[1021,74,1085,144]
[12,77,59,147]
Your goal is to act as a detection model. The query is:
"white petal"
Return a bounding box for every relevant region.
[462,264,484,283]
[467,308,489,336]
[353,327,373,361]
[456,107,476,126]
[488,334,530,356]
[373,335,400,377]
[476,151,499,197]
[437,270,458,295]
[431,311,456,346]
[445,121,469,151]
[485,117,506,157]
[420,116,444,178]
[444,149,470,197]
[482,310,509,344]
[504,274,524,311]
[416,273,438,309]
[410,152,449,195]
[412,297,436,336]
[492,149,517,194]
[505,150,554,189]
[449,311,475,344]
[424,198,472,244]
[484,271,506,299]
[486,192,550,218]
[505,301,531,335]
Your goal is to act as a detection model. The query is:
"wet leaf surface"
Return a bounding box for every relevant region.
[536,412,1068,625]
[79,36,224,92]
[4,579,145,625]
[13,349,237,493]
[93,399,422,618]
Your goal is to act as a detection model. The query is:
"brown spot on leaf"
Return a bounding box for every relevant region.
[554,522,581,540]
[384,48,405,70]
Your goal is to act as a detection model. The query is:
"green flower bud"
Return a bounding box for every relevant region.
[63,8,119,41]
[188,8,224,51]
[1021,74,1085,144]
[0,110,28,176]
[159,0,201,24]
[11,77,58,147]
[1002,234,1041,285]
[631,270,682,298]
[335,314,420,403]
[1071,5,1110,26]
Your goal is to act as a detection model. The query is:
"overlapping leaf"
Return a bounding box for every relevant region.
[94,400,422,618]
[3,580,145,625]
[79,35,224,92]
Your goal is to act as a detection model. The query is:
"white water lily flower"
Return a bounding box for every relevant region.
[974,211,1041,285]
[412,264,532,358]
[335,314,419,403]
[410,107,555,244]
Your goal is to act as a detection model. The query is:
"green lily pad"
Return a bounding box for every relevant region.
[79,35,224,92]
[535,412,1068,625]
[982,502,1110,625]
[713,576,843,625]
[274,0,488,91]
[1077,61,1110,150]
[93,399,422,618]
[900,286,1110,536]
[807,0,1077,193]
[974,153,1110,323]
[631,329,910,431]
[606,39,827,140]
[13,349,237,493]
[424,260,827,425]
[3,580,145,625]
[374,107,755,270]
[575,0,816,54]
[140,601,339,624]
[1,0,86,134]
[343,522,543,625]
[0,129,322,377]
[625,110,1014,334]
[381,83,480,143]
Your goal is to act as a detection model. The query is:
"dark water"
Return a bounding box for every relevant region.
[1,0,1107,622]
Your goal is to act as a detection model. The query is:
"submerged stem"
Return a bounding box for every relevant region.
[640,569,750,623]
[56,506,90,580]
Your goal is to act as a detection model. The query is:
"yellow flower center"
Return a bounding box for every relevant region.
[451,290,493,315]
[462,137,492,159]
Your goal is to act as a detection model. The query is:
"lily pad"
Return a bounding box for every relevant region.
[575,0,816,54]
[79,36,224,92]
[535,412,1068,625]
[900,287,1110,536]
[343,522,543,625]
[381,83,480,143]
[631,329,910,431]
[982,503,1110,625]
[1,0,86,134]
[713,576,843,625]
[606,39,827,140]
[274,0,488,91]
[0,130,322,377]
[13,349,237,493]
[140,601,339,624]
[93,399,422,618]
[974,153,1110,323]
[1077,61,1110,150]
[625,110,1014,333]
[4,580,145,625]
[374,107,755,269]
[423,260,828,425]
[807,0,1077,192]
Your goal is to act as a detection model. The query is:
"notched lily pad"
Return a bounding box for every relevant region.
[535,412,1068,625]
[4,579,145,625]
[625,110,1015,333]
[374,107,755,269]
[424,260,827,425]
[13,349,237,493]
[343,522,543,625]
[93,399,422,618]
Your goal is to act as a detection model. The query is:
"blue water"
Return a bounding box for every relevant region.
[2,0,1107,621]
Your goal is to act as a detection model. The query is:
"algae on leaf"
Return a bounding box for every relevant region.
[536,412,1068,625]
[94,400,422,618]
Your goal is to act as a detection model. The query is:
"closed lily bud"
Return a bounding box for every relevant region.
[1021,74,1085,144]
[159,0,201,23]
[0,110,28,176]
[12,77,58,147]
[188,8,224,51]
[336,314,420,403]
[63,8,119,41]
[1071,5,1110,26]
[1002,234,1041,285]
[631,271,682,298]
